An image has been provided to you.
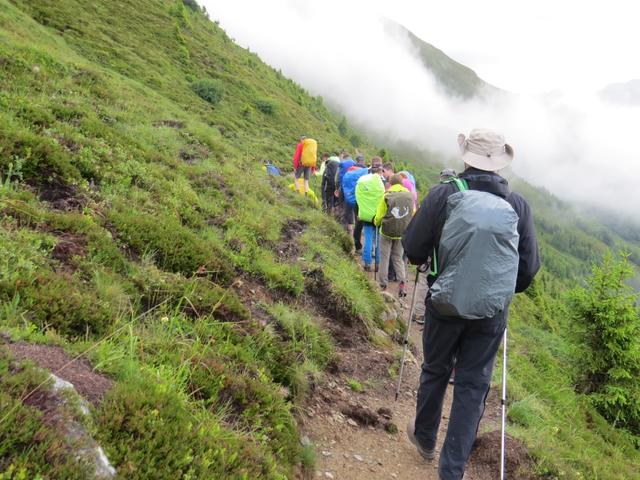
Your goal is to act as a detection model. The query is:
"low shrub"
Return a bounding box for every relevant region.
[191,79,224,106]
[95,377,284,479]
[22,272,113,337]
[109,205,234,281]
[254,98,277,115]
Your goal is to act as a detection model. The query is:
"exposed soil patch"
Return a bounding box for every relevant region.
[205,215,226,228]
[50,231,87,271]
[3,342,113,405]
[37,177,86,212]
[303,268,363,334]
[470,431,537,480]
[232,277,277,326]
[277,219,306,260]
[341,404,380,427]
[21,385,64,425]
[153,119,185,129]
[177,134,212,165]
[190,171,234,197]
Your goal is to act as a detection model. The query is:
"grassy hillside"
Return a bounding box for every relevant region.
[0,1,639,479]
[0,1,390,477]
[386,20,502,99]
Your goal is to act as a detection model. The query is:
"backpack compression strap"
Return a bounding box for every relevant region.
[430,177,468,277]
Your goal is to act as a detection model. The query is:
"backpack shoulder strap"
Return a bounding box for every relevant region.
[429,176,469,277]
[442,177,468,192]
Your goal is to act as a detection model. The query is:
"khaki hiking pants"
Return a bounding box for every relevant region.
[379,234,406,287]
[413,269,429,319]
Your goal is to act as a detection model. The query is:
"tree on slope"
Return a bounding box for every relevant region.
[571,252,640,434]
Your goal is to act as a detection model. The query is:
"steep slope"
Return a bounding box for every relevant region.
[384,20,502,99]
[0,1,639,479]
[0,1,390,478]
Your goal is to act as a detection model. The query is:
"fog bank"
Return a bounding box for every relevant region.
[203,0,640,215]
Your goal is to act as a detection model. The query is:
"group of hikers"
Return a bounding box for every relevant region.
[289,129,540,480]
[292,137,424,299]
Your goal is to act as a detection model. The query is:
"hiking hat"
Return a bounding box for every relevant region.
[458,128,513,171]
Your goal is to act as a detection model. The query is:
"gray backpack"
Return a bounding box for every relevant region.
[430,178,519,319]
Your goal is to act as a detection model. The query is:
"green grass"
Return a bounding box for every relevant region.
[346,378,365,393]
[0,0,639,478]
[0,0,386,476]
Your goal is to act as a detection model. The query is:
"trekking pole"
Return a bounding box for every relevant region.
[500,327,508,480]
[394,267,421,401]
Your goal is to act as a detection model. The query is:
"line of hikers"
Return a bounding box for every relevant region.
[288,130,540,480]
[291,139,423,301]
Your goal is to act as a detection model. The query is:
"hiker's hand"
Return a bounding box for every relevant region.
[334,190,339,197]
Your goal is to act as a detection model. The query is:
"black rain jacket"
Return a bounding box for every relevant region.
[402,168,540,295]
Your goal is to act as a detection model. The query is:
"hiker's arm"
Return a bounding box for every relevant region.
[402,187,446,265]
[374,197,386,227]
[514,197,541,293]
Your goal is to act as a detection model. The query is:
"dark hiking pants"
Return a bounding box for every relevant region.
[353,205,363,250]
[414,307,507,480]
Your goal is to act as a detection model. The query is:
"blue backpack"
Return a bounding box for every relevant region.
[341,167,368,207]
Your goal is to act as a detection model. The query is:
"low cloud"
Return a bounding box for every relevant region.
[204,0,639,216]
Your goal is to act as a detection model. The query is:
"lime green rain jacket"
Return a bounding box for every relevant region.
[355,173,385,223]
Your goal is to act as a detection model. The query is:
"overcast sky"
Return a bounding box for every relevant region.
[202,0,640,214]
[385,0,640,94]
[206,0,640,94]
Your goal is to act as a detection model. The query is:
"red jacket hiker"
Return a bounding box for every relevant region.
[293,140,304,169]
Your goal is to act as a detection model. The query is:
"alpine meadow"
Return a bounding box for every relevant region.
[0,1,639,479]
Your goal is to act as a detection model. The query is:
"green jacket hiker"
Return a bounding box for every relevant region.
[374,183,414,239]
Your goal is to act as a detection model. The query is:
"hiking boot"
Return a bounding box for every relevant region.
[363,264,371,272]
[398,282,407,298]
[406,418,435,460]
[412,313,425,325]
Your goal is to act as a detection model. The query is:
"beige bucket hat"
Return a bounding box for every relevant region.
[457,128,514,171]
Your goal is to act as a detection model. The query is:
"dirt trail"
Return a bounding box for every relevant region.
[300,276,505,480]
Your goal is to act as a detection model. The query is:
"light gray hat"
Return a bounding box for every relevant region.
[457,128,513,171]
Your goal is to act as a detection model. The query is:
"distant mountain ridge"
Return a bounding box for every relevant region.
[384,20,503,99]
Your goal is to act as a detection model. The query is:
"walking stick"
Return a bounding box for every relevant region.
[394,267,421,401]
[500,328,508,480]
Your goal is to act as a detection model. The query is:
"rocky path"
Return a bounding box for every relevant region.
[299,277,508,480]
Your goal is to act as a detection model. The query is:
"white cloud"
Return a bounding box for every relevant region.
[202,0,640,215]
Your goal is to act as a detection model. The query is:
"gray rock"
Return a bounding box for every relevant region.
[47,374,116,479]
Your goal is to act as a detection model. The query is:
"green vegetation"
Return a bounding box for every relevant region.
[570,253,640,435]
[0,0,386,476]
[191,78,225,105]
[388,20,500,99]
[0,351,87,479]
[0,0,639,478]
[346,378,365,393]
